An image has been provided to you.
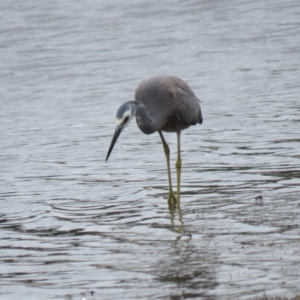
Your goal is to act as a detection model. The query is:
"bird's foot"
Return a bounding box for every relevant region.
[168,191,178,210]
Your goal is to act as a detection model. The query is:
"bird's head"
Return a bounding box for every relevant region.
[106,102,136,161]
[115,102,135,131]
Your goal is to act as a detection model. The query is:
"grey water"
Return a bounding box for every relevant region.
[1,0,300,299]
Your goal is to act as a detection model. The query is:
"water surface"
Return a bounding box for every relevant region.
[1,0,300,299]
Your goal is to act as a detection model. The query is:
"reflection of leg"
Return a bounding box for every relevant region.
[158,130,177,208]
[177,204,183,233]
[175,131,182,205]
[169,205,184,234]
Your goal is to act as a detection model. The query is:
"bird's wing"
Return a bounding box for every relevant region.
[174,81,202,126]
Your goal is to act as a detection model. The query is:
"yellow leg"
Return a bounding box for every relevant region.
[175,131,182,205]
[158,131,177,208]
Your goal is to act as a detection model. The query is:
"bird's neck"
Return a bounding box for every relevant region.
[134,101,157,134]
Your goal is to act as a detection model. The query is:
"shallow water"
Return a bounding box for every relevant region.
[1,0,300,299]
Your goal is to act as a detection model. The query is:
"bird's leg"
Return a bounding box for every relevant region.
[175,130,182,205]
[158,130,177,208]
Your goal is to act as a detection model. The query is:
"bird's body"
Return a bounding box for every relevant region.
[135,75,202,133]
[106,75,203,208]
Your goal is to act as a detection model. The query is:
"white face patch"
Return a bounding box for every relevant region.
[115,118,123,126]
[115,110,132,126]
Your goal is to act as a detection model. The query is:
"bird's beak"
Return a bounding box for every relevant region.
[106,124,124,161]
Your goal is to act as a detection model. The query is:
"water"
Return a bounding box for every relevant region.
[1,0,300,299]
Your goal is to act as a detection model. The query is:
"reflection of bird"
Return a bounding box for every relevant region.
[106,75,203,207]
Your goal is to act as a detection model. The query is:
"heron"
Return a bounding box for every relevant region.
[106,75,203,207]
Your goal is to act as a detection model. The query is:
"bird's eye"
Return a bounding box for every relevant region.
[124,116,129,122]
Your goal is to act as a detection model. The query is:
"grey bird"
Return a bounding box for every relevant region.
[106,75,203,207]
